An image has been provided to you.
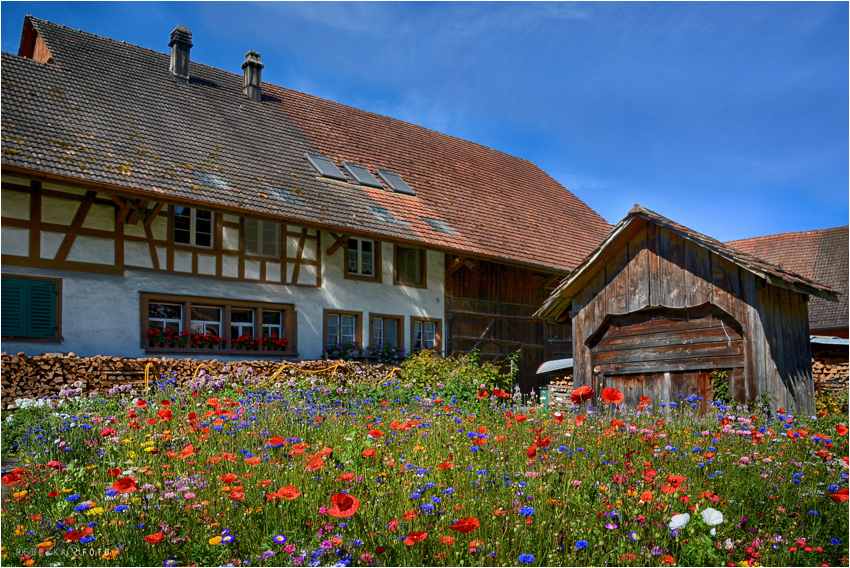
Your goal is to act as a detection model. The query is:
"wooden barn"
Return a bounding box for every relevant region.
[534,206,838,414]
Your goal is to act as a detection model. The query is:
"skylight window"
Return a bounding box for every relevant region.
[423,218,455,235]
[342,162,384,189]
[305,153,346,181]
[376,169,416,196]
[366,206,409,225]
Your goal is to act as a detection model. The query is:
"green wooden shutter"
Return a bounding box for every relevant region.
[27,280,57,339]
[1,278,57,339]
[1,278,26,337]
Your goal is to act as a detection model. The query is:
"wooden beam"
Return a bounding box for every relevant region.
[29,181,42,260]
[291,228,308,285]
[109,195,126,209]
[144,222,160,271]
[54,191,96,262]
[126,199,149,226]
[325,233,349,256]
[143,201,165,228]
[446,256,467,275]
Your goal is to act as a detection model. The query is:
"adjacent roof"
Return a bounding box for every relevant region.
[535,205,839,321]
[0,16,612,273]
[728,227,848,332]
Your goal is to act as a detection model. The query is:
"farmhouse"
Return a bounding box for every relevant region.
[534,205,838,414]
[0,17,611,384]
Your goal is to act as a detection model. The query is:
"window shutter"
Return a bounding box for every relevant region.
[27,280,57,338]
[1,278,26,337]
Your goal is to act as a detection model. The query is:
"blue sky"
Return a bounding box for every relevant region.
[3,2,847,240]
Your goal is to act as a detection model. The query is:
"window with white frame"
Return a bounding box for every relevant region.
[149,303,183,333]
[371,317,400,348]
[347,238,374,277]
[244,218,281,257]
[190,306,222,336]
[327,313,358,346]
[174,207,214,248]
[262,311,284,339]
[412,320,438,350]
[230,308,254,339]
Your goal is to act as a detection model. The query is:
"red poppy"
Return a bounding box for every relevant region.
[570,386,594,405]
[403,510,418,520]
[836,424,848,436]
[450,517,480,533]
[48,490,60,498]
[601,388,624,404]
[156,408,173,421]
[440,536,455,546]
[436,461,453,471]
[476,389,489,399]
[829,488,849,503]
[328,492,360,517]
[493,509,507,516]
[135,400,148,409]
[161,400,172,406]
[266,435,284,446]
[404,531,427,546]
[368,430,384,439]
[144,532,164,544]
[112,477,137,495]
[621,553,638,562]
[108,468,121,478]
[641,491,653,502]
[492,389,510,399]
[1,472,22,486]
[659,554,676,565]
[551,411,564,424]
[639,396,651,404]
[526,444,537,459]
[318,447,334,457]
[245,456,262,466]
[514,414,528,423]
[64,527,93,542]
[362,449,376,458]
[220,473,238,484]
[338,473,356,482]
[229,491,246,501]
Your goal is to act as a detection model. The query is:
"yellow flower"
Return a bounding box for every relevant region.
[13,490,27,498]
[15,525,25,536]
[86,507,105,516]
[121,439,132,444]
[598,485,608,492]
[36,541,53,550]
[209,536,222,545]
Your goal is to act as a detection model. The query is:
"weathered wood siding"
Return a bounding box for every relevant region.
[570,220,814,413]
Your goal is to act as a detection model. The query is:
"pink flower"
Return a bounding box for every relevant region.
[285,544,296,554]
[184,493,196,499]
[318,506,328,516]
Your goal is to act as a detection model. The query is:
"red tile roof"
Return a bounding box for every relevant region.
[728,227,848,332]
[0,17,612,273]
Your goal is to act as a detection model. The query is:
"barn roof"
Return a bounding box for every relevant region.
[535,205,839,321]
[727,226,848,332]
[0,16,612,273]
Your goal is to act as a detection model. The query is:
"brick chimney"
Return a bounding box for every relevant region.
[242,51,264,101]
[169,25,193,80]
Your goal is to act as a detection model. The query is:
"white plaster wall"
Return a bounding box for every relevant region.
[1,230,446,361]
[1,226,29,257]
[1,189,30,220]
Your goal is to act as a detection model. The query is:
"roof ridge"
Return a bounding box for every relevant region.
[725,227,828,244]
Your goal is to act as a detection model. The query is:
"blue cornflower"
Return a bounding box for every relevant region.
[831,538,841,545]
[73,503,91,512]
[558,445,568,452]
[66,494,81,502]
[518,506,535,516]
[808,510,819,516]
[518,554,534,563]
[420,503,435,512]
[410,492,421,499]
[80,535,95,544]
[442,487,455,495]
[114,505,128,513]
[477,469,487,476]
[430,496,442,503]
[629,531,639,542]
[575,540,589,549]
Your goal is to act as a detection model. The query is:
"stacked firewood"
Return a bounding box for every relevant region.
[813,357,849,394]
[549,375,574,389]
[0,352,404,409]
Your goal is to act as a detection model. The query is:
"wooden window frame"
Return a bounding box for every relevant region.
[393,244,427,288]
[140,292,297,357]
[172,206,215,249]
[344,238,381,282]
[1,274,62,343]
[323,309,363,348]
[411,317,442,353]
[244,218,282,259]
[369,313,405,349]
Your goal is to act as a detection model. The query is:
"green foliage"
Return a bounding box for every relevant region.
[817,389,849,416]
[1,404,53,455]
[399,349,515,403]
[709,368,730,404]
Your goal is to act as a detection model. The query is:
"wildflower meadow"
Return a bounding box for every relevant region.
[1,352,848,567]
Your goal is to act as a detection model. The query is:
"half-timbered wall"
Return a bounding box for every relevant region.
[570,220,814,413]
[2,172,446,360]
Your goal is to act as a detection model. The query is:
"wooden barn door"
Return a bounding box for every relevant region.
[590,305,743,410]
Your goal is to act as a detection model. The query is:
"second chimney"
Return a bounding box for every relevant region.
[242,51,264,101]
[169,25,193,80]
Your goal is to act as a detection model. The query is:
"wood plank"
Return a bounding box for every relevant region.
[627,227,649,312]
[143,202,165,228]
[685,240,713,307]
[600,356,744,376]
[593,340,743,366]
[325,233,349,256]
[144,223,160,270]
[54,191,96,261]
[647,223,662,306]
[596,326,740,352]
[605,246,629,316]
[665,229,686,308]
